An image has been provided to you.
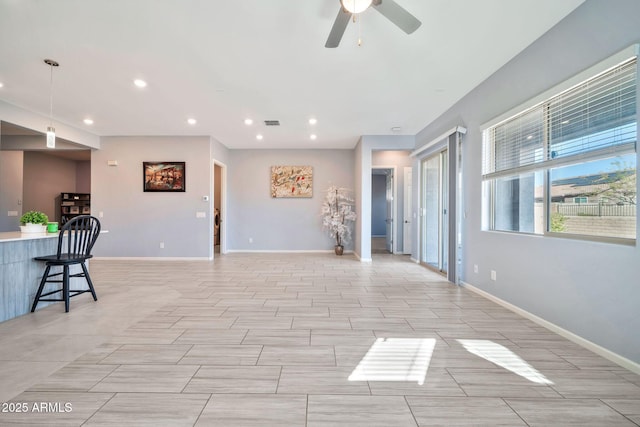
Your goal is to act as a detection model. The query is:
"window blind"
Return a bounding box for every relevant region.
[483,56,637,179]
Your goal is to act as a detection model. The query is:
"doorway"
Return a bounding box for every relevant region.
[371,167,396,254]
[212,160,227,258]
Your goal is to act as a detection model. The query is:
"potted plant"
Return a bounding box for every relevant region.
[20,210,49,233]
[321,186,357,255]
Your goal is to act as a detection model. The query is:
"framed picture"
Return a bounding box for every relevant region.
[143,162,186,192]
[271,165,313,198]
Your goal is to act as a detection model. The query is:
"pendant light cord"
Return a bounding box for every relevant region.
[49,63,54,127]
[44,58,58,127]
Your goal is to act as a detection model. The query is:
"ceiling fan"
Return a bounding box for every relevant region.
[325,0,421,48]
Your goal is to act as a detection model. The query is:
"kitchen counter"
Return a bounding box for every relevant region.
[0,231,60,242]
[0,231,87,322]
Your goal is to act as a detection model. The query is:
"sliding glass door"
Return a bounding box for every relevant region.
[421,149,448,273]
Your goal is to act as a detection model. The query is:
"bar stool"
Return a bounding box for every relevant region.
[31,215,101,313]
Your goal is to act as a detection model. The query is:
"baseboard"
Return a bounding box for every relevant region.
[461,281,640,375]
[353,252,373,263]
[94,257,210,261]
[225,249,339,254]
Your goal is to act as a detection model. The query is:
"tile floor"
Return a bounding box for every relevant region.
[0,253,639,426]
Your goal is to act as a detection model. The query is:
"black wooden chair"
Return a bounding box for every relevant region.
[31,215,101,313]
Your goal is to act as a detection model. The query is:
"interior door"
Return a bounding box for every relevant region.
[385,172,394,253]
[403,167,412,254]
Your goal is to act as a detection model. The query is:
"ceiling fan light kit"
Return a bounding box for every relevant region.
[341,0,373,14]
[326,0,421,48]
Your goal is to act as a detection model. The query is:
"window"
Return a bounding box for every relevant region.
[483,55,637,242]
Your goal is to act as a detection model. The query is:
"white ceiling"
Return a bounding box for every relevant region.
[0,0,584,150]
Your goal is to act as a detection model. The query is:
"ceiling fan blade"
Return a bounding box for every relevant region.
[372,0,421,34]
[325,7,351,48]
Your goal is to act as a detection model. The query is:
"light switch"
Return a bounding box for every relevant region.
[7,211,18,217]
[196,211,206,218]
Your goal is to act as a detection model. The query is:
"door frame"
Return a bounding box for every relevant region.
[420,150,448,273]
[372,165,398,254]
[212,159,227,259]
[403,166,413,255]
[417,132,462,284]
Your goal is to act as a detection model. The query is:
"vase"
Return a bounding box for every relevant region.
[334,245,344,255]
[20,223,47,233]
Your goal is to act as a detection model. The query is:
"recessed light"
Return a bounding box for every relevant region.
[0,82,4,88]
[187,118,197,125]
[244,118,253,125]
[256,134,263,140]
[83,118,94,125]
[309,118,317,125]
[133,79,147,88]
[310,134,317,140]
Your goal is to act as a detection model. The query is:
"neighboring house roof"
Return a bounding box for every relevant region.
[535,170,636,201]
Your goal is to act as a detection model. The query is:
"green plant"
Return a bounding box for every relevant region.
[20,210,49,225]
[550,212,567,232]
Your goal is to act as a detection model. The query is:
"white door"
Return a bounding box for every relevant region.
[385,173,394,253]
[403,167,412,254]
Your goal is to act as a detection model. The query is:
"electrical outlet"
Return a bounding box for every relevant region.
[473,264,478,274]
[491,270,497,281]
[160,242,165,249]
[249,237,253,243]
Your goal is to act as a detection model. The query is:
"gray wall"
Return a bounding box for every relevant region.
[23,151,78,222]
[371,174,386,236]
[227,149,355,251]
[92,136,212,258]
[76,160,91,193]
[0,151,23,231]
[414,0,640,363]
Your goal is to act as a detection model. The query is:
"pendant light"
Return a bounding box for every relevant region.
[44,58,59,149]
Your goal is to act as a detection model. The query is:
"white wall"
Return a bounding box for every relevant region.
[0,100,100,149]
[92,136,212,258]
[227,149,355,251]
[414,0,640,364]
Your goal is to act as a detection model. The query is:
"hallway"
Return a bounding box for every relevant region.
[0,254,638,425]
